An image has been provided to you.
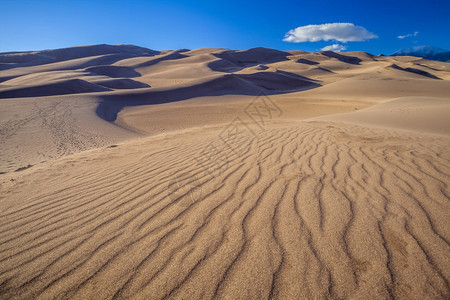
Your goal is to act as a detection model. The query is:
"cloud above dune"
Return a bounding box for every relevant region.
[283,23,377,43]
[321,44,347,52]
[398,31,419,39]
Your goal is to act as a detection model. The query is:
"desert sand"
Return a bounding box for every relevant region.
[0,45,449,299]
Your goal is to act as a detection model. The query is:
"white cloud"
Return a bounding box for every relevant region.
[397,31,419,39]
[283,23,377,43]
[321,44,347,52]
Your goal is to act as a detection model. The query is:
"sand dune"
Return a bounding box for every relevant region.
[0,70,91,86]
[95,71,319,122]
[86,65,142,78]
[314,96,450,135]
[92,78,150,90]
[0,45,449,299]
[2,45,449,102]
[0,44,157,67]
[297,75,450,100]
[389,64,442,79]
[0,79,111,99]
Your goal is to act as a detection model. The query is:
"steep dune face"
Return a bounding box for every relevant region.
[85,65,142,78]
[0,45,450,299]
[92,78,150,89]
[209,47,291,72]
[0,79,111,98]
[1,70,89,86]
[389,64,442,79]
[320,51,362,64]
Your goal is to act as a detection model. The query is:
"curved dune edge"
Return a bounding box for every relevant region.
[310,96,450,136]
[0,119,449,299]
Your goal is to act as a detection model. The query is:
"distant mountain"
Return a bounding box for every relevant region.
[391,45,450,62]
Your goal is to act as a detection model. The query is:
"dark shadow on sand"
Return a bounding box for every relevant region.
[391,64,441,79]
[320,51,362,65]
[208,48,291,73]
[96,71,321,122]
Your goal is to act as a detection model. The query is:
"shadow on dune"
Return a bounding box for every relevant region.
[86,65,142,78]
[74,54,153,70]
[94,78,150,89]
[0,44,160,67]
[296,58,319,65]
[390,64,441,79]
[320,51,362,65]
[0,79,112,98]
[1,52,163,72]
[316,67,335,73]
[275,70,321,81]
[133,50,190,68]
[208,48,291,72]
[0,53,147,72]
[0,75,17,83]
[96,71,321,122]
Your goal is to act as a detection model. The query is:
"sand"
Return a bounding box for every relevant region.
[0,45,449,299]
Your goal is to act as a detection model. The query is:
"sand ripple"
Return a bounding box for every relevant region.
[0,122,448,299]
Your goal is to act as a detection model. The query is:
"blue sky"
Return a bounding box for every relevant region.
[0,0,449,54]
